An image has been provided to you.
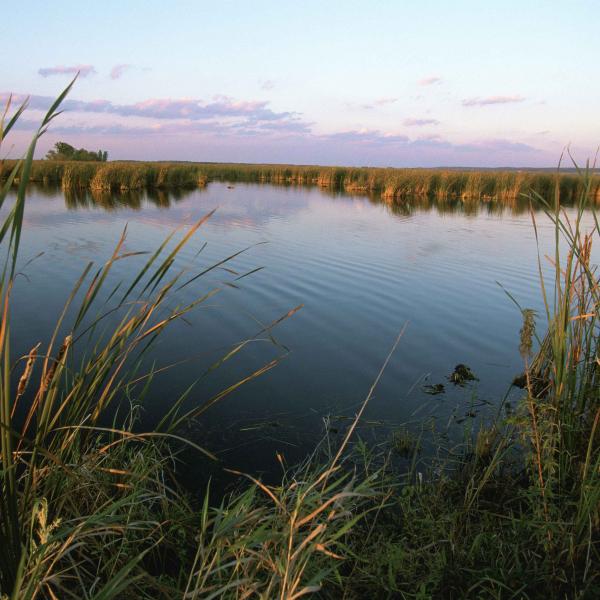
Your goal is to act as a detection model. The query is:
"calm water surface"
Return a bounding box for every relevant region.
[8,182,597,480]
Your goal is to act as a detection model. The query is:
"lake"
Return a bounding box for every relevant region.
[7,182,594,482]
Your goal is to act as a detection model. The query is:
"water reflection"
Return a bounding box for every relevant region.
[61,185,199,210]
[377,194,534,218]
[7,181,597,482]
[29,182,544,218]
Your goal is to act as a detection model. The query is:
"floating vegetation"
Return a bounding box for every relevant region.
[448,363,478,385]
[423,383,445,395]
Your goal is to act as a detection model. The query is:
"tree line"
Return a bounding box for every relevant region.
[46,141,108,162]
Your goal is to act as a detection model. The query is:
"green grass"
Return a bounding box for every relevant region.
[1,84,599,599]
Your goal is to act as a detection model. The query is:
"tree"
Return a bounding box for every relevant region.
[46,141,75,160]
[45,141,108,162]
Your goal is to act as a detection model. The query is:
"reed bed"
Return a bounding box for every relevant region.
[3,159,599,204]
[1,160,207,191]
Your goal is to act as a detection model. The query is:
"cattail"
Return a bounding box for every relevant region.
[519,309,536,361]
[41,334,72,392]
[16,343,40,399]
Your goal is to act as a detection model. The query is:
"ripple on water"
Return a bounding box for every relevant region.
[6,183,599,470]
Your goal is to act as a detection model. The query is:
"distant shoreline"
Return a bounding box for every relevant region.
[2,159,598,203]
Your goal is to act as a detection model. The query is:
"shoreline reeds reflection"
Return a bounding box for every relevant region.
[3,159,598,207]
[21,180,577,218]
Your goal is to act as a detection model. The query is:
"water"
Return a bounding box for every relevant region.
[7,182,597,482]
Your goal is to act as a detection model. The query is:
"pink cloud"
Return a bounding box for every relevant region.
[110,64,132,80]
[0,92,303,126]
[1,91,310,137]
[38,64,96,78]
[6,118,552,167]
[462,95,526,107]
[418,76,442,86]
[3,90,557,167]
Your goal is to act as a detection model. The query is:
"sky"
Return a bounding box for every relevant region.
[1,0,599,167]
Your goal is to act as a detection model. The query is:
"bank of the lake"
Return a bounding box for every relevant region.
[3,159,600,203]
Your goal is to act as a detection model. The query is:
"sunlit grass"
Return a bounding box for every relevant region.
[3,158,598,204]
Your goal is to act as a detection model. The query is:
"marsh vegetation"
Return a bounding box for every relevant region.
[3,158,599,204]
[1,87,599,599]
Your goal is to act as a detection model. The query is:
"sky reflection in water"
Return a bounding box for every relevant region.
[7,182,598,481]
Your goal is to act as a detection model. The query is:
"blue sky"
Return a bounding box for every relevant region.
[2,0,598,166]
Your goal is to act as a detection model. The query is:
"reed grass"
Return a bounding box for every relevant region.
[1,85,599,599]
[2,160,208,191]
[2,158,598,204]
[0,84,308,597]
[327,160,600,599]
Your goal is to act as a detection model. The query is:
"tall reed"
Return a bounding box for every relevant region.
[0,83,293,597]
[1,82,382,600]
[524,159,600,546]
[3,159,598,204]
